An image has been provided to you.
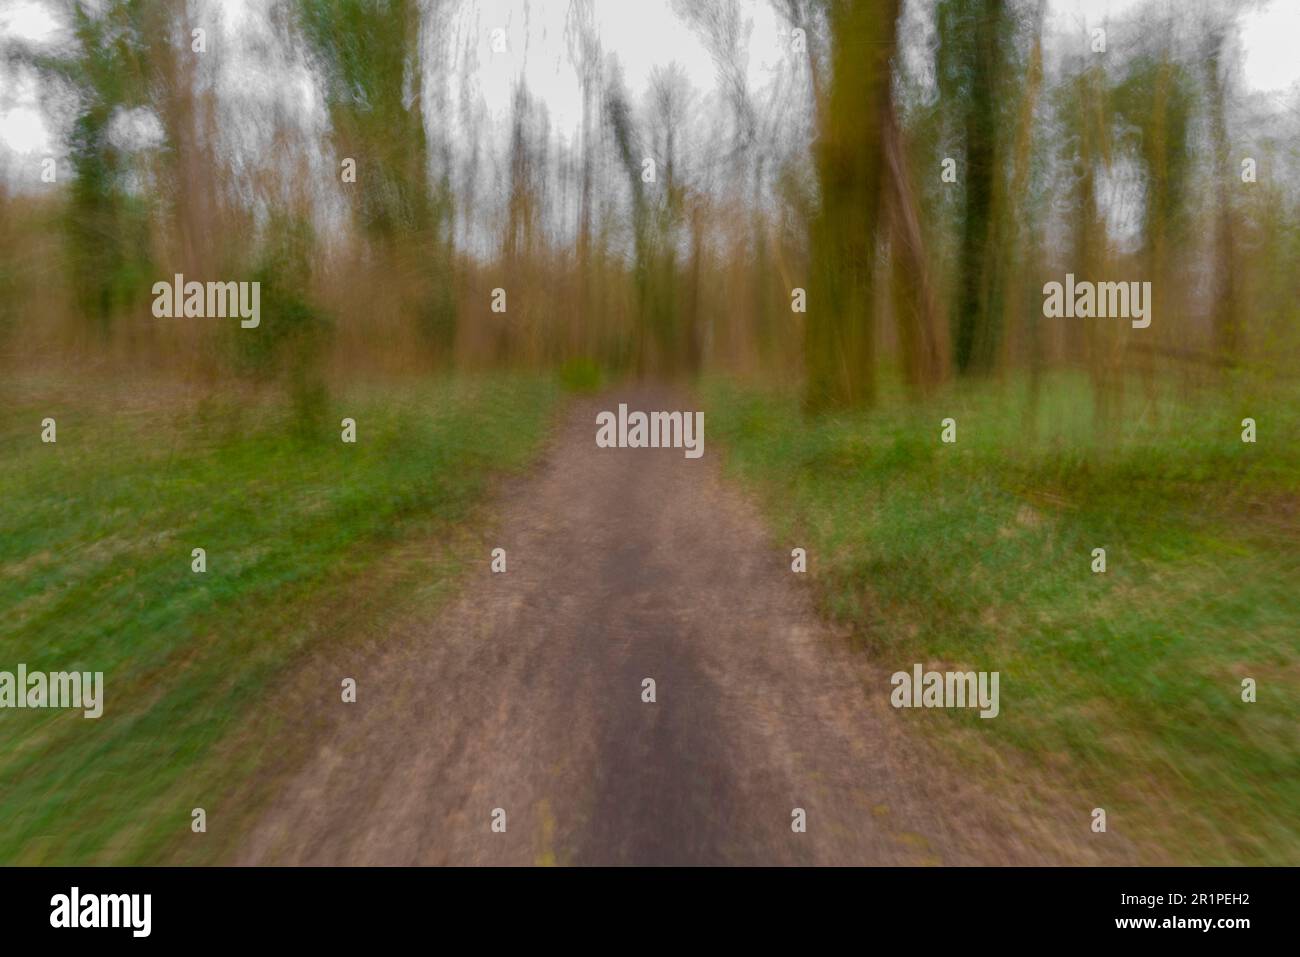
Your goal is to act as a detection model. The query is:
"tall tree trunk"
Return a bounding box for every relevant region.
[1207,28,1238,365]
[951,0,1005,375]
[804,0,898,410]
[884,93,944,393]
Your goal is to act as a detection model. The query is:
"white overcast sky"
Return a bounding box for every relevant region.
[2,0,1298,175]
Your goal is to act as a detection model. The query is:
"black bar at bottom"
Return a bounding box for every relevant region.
[0,866,1285,944]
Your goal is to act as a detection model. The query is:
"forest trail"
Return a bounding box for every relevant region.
[234,386,1138,865]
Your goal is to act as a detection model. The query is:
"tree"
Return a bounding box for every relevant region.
[803,0,898,409]
[939,0,1008,376]
[22,0,160,337]
[1204,22,1239,364]
[297,0,457,356]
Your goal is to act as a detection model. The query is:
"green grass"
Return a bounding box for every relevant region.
[557,356,605,394]
[703,369,1299,865]
[0,372,559,864]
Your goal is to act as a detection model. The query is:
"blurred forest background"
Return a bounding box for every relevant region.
[1,0,1296,403]
[0,0,1297,865]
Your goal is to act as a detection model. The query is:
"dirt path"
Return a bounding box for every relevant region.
[235,387,1139,865]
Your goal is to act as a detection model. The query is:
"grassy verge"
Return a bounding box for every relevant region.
[0,371,559,864]
[703,369,1299,865]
